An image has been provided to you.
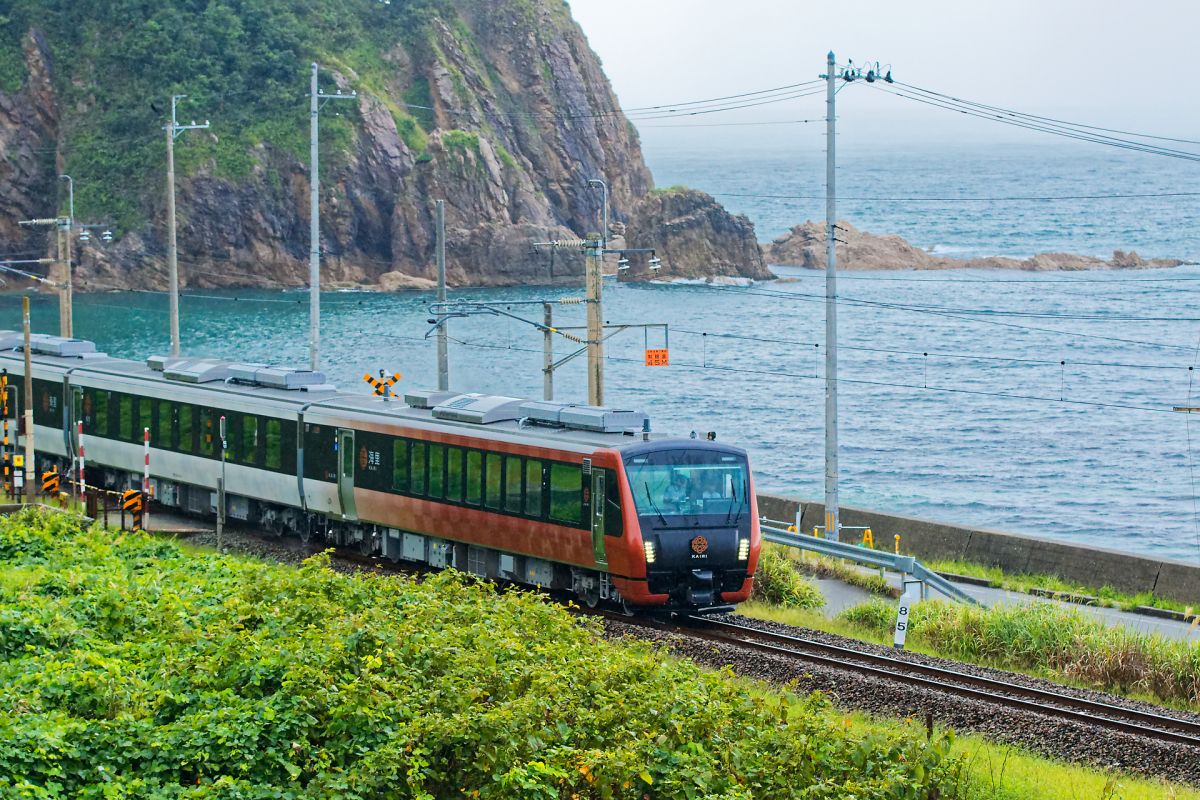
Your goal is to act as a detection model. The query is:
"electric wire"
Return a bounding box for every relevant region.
[893,81,1200,147]
[382,331,1180,416]
[713,190,1200,203]
[669,328,1194,372]
[864,82,1200,163]
[697,283,1200,352]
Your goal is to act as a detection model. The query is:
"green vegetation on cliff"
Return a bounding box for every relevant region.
[0,509,959,798]
[0,0,453,228]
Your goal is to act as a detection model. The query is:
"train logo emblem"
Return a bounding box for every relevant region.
[691,536,709,555]
[359,446,369,471]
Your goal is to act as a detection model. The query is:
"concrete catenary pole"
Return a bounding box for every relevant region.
[166,118,179,356]
[824,50,841,543]
[58,175,73,338]
[308,63,356,373]
[435,199,448,390]
[165,95,209,358]
[543,302,553,400]
[22,296,34,498]
[585,178,608,407]
[309,63,321,372]
[585,239,603,406]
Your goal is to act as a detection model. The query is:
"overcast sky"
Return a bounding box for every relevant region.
[568,0,1200,150]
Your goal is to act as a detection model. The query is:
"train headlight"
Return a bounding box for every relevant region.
[737,538,750,561]
[643,540,657,564]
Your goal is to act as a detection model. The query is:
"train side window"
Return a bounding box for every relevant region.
[265,418,282,470]
[484,452,502,510]
[199,408,215,457]
[241,415,260,466]
[118,394,133,441]
[465,450,482,505]
[410,440,427,495]
[156,400,173,450]
[605,469,623,537]
[428,443,445,499]
[392,439,409,491]
[524,460,543,517]
[445,447,463,502]
[505,455,523,514]
[137,397,152,443]
[93,390,109,437]
[178,404,194,453]
[549,463,583,525]
[224,413,241,462]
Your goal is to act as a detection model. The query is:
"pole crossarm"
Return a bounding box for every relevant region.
[427,301,589,343]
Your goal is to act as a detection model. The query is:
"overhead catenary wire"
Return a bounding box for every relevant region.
[381,331,1181,416]
[696,284,1200,352]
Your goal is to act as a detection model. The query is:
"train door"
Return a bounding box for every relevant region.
[337,428,357,521]
[69,386,82,454]
[590,469,608,567]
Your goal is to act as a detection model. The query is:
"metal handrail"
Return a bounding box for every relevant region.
[760,523,982,606]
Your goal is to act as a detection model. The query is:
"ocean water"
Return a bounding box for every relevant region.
[1,142,1199,564]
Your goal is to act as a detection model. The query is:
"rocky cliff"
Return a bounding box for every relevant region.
[765,221,1186,271]
[622,188,772,282]
[0,0,653,291]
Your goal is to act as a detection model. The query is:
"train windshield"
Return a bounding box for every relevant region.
[625,449,749,520]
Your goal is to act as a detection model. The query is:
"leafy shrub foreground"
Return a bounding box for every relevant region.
[838,599,1200,706]
[0,509,958,799]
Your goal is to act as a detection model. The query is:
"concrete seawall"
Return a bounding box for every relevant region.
[757,493,1200,605]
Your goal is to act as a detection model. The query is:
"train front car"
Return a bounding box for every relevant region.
[617,440,760,613]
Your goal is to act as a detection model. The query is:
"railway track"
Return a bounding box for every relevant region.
[594,609,1200,750]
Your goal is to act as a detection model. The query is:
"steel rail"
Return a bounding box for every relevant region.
[595,610,1200,748]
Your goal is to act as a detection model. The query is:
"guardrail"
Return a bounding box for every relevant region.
[761,520,982,606]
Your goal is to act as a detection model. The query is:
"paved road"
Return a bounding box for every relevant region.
[814,568,1200,641]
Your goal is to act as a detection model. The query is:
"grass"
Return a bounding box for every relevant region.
[927,558,1196,615]
[739,599,1200,710]
[749,547,826,609]
[764,542,896,597]
[838,598,1200,707]
[849,712,1200,800]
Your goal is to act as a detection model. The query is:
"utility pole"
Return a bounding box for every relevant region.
[21,297,34,499]
[823,50,841,543]
[18,217,70,335]
[586,178,609,407]
[309,62,357,372]
[817,54,892,543]
[435,199,449,390]
[165,94,210,357]
[58,175,73,338]
[543,302,554,400]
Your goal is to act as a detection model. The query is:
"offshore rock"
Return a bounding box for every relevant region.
[765,221,1186,271]
[622,188,772,282]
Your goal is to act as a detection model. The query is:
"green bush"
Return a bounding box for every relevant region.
[750,547,825,610]
[0,508,958,798]
[836,598,1200,705]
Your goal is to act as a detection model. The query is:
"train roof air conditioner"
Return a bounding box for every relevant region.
[518,400,647,433]
[431,393,524,424]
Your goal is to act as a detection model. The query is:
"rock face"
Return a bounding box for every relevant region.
[0,32,57,247]
[0,0,650,291]
[622,189,772,282]
[765,221,1186,271]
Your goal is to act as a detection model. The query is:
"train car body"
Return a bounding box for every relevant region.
[0,333,760,612]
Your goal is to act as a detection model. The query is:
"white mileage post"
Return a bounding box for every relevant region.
[893,580,924,650]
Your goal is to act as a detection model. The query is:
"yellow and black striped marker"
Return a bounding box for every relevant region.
[122,489,144,531]
[363,371,402,398]
[41,468,59,495]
